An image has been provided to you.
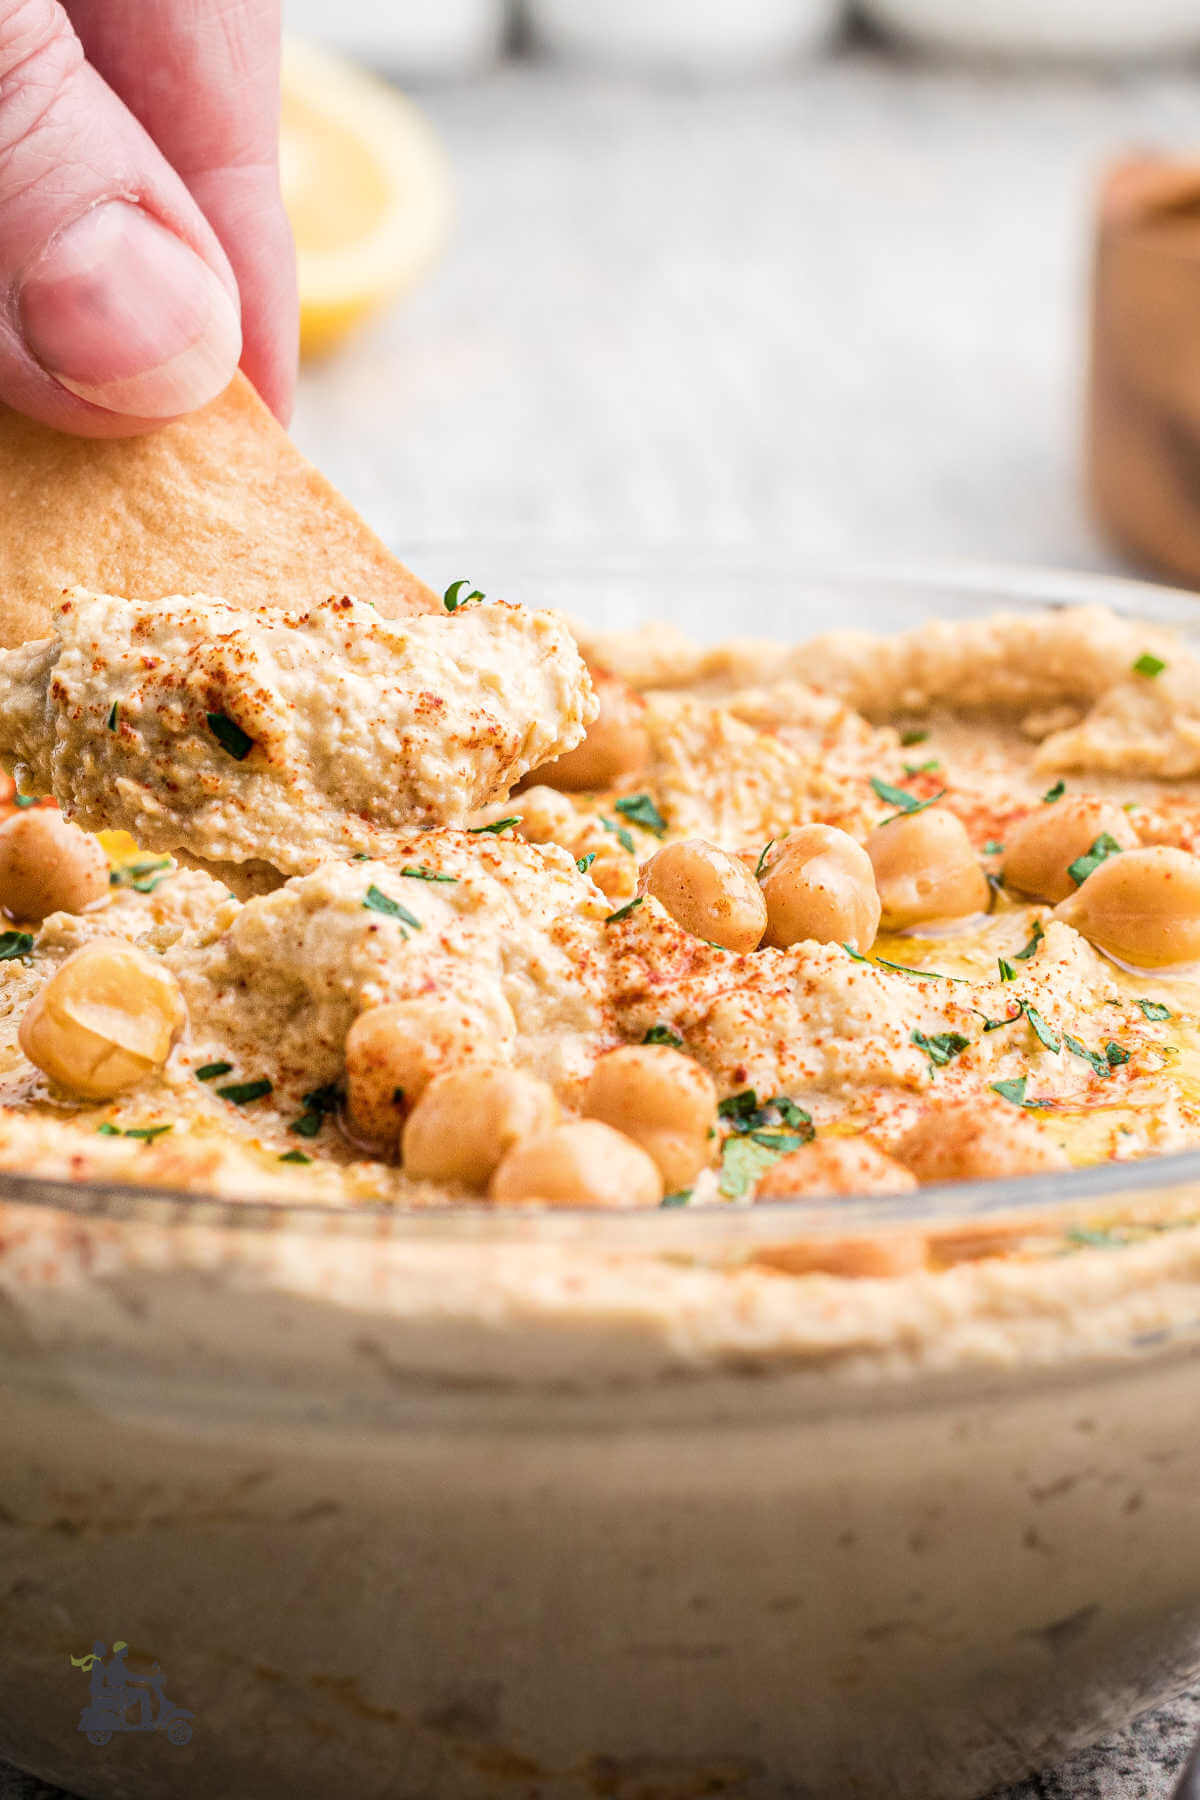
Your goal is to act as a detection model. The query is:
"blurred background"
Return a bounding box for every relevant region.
[276,0,1200,597]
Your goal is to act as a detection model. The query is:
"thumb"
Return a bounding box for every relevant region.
[0,0,242,435]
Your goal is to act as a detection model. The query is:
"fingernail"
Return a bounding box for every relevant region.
[19,200,242,419]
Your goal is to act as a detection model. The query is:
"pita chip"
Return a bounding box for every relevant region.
[0,373,437,646]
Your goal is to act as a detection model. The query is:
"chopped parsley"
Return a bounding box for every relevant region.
[911,1029,971,1068]
[643,1025,684,1048]
[874,955,959,982]
[719,1133,806,1199]
[991,1076,1031,1107]
[290,1082,342,1139]
[0,930,34,962]
[1041,780,1066,804]
[1012,920,1044,962]
[106,702,119,732]
[718,1090,814,1140]
[1137,998,1172,1022]
[363,885,421,929]
[1066,833,1124,889]
[869,775,947,823]
[279,1150,312,1165]
[1105,1041,1131,1067]
[398,865,458,884]
[984,840,1005,856]
[1064,1034,1111,1078]
[604,897,644,925]
[216,1077,273,1105]
[109,856,173,894]
[899,728,928,747]
[98,1122,172,1141]
[614,792,667,837]
[1022,1004,1061,1054]
[206,712,254,761]
[194,1061,233,1082]
[661,1189,692,1208]
[717,1098,815,1197]
[600,816,636,855]
[96,1122,120,1135]
[903,758,942,776]
[755,839,775,880]
[576,853,596,874]
[979,1008,1021,1032]
[443,579,484,612]
[1132,651,1166,678]
[469,817,521,835]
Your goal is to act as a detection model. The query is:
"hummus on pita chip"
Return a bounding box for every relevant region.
[0,373,436,646]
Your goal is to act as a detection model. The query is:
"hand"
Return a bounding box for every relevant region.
[0,0,296,435]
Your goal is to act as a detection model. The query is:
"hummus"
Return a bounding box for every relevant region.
[0,589,594,877]
[0,597,1198,1245]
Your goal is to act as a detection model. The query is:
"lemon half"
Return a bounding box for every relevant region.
[281,38,453,358]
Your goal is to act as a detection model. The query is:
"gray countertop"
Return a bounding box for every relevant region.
[7,48,1200,1800]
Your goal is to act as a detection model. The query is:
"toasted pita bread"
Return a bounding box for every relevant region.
[0,373,437,646]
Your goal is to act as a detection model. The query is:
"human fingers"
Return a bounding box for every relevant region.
[67,0,297,421]
[0,0,243,435]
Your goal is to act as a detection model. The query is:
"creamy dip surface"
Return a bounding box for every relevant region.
[1,594,1200,1275]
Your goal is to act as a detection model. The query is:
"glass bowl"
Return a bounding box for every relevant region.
[4,561,1200,1800]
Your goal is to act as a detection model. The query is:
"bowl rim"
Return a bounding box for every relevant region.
[5,554,1200,1244]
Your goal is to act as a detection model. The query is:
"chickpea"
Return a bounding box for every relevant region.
[489,1119,664,1208]
[638,839,766,953]
[1003,798,1138,904]
[345,999,487,1153]
[19,942,185,1099]
[583,1044,718,1188]
[1053,844,1200,968]
[528,670,650,793]
[0,809,109,922]
[753,1138,917,1201]
[893,1096,1068,1183]
[866,807,989,931]
[759,825,881,952]
[402,1065,560,1189]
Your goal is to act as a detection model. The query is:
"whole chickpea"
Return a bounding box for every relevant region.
[1003,798,1138,905]
[19,942,185,1099]
[489,1119,664,1208]
[345,999,488,1153]
[893,1096,1068,1183]
[1053,844,1200,968]
[528,670,650,793]
[402,1065,560,1189]
[583,1044,718,1189]
[753,1138,917,1201]
[0,809,109,922]
[866,807,989,931]
[759,825,881,952]
[639,839,766,952]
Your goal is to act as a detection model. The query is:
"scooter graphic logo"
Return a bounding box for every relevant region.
[70,1641,194,1747]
